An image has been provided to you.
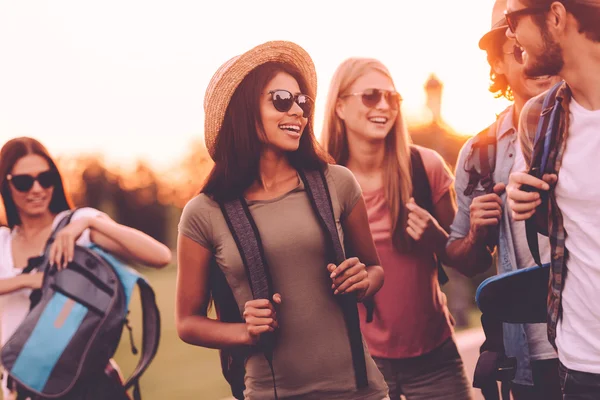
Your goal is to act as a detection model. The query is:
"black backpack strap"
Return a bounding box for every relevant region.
[525,82,564,267]
[220,199,275,301]
[410,146,449,286]
[299,169,369,390]
[89,244,162,400]
[209,260,247,400]
[473,313,516,400]
[20,256,45,275]
[20,209,78,275]
[43,209,78,254]
[22,209,78,310]
[463,127,497,196]
[123,279,161,400]
[219,198,278,398]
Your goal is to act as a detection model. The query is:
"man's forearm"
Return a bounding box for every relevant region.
[446,232,494,277]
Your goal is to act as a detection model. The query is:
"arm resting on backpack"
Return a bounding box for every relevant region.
[340,197,384,301]
[445,140,497,277]
[86,215,172,268]
[175,234,258,348]
[446,234,494,278]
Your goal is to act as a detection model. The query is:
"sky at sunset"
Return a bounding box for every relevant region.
[0,0,511,170]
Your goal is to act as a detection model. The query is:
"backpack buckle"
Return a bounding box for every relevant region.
[473,351,517,389]
[464,168,481,196]
[496,355,517,381]
[480,174,495,194]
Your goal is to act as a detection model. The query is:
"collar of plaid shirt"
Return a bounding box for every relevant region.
[519,81,572,350]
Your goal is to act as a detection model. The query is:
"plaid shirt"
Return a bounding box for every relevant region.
[518,81,572,349]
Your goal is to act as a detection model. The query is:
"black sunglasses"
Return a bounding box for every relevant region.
[505,44,525,64]
[268,90,314,118]
[341,88,402,110]
[505,6,549,33]
[6,170,58,193]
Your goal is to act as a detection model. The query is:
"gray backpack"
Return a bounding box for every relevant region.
[1,211,160,400]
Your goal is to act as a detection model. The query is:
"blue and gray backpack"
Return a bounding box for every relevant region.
[0,210,161,400]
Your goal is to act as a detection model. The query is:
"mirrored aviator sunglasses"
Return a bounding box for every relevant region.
[343,89,402,110]
[269,90,314,118]
[7,170,58,192]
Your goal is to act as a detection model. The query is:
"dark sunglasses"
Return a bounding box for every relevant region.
[341,88,402,110]
[504,6,549,33]
[268,90,314,118]
[505,44,525,64]
[6,170,58,192]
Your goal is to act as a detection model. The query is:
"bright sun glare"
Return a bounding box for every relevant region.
[0,0,510,170]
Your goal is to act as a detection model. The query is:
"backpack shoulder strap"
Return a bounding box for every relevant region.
[298,168,368,389]
[21,209,79,274]
[218,198,278,398]
[42,209,78,255]
[410,146,433,212]
[463,125,498,196]
[530,81,564,178]
[298,169,345,264]
[220,199,274,301]
[218,197,276,355]
[409,146,450,286]
[526,82,564,267]
[125,279,160,400]
[208,257,246,399]
[91,247,161,400]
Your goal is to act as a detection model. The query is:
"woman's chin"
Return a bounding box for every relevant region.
[21,204,50,217]
[264,141,301,155]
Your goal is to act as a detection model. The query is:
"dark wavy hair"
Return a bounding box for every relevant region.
[201,61,332,398]
[0,137,73,228]
[202,61,331,202]
[485,31,514,101]
[524,0,600,43]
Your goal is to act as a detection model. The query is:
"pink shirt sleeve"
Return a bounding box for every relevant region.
[417,146,454,205]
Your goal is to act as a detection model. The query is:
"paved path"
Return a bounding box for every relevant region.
[456,328,486,400]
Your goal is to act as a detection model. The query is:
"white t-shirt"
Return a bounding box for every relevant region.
[0,207,101,396]
[554,98,600,374]
[509,140,557,361]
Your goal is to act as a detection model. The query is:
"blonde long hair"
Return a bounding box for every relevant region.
[321,58,413,251]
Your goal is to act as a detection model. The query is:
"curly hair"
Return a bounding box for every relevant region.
[485,31,514,101]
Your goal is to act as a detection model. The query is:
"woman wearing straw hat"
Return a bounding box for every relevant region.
[321,58,472,400]
[175,41,389,400]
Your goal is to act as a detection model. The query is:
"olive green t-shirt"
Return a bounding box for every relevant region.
[179,164,387,400]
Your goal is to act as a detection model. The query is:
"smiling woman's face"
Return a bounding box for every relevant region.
[8,154,56,219]
[258,71,309,152]
[336,69,398,143]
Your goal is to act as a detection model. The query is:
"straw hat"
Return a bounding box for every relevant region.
[479,0,508,50]
[203,40,317,159]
